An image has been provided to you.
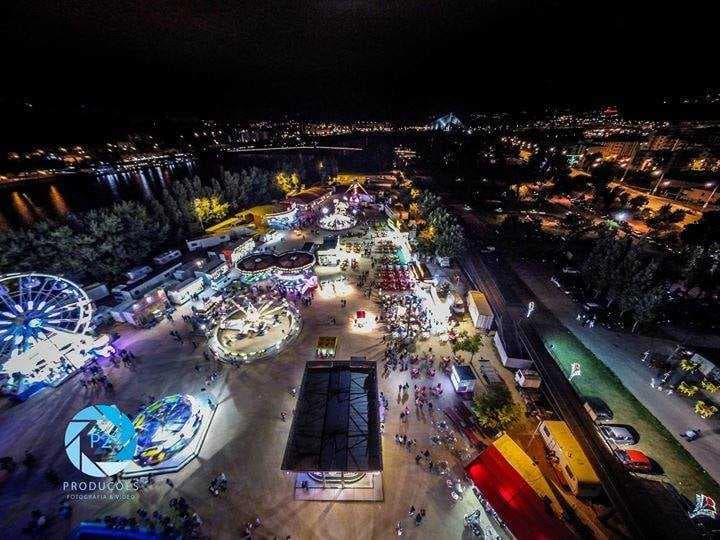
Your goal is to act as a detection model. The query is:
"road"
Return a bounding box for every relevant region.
[459,250,710,539]
[446,192,720,489]
[513,260,720,487]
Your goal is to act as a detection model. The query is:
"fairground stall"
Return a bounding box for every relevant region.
[316,336,338,359]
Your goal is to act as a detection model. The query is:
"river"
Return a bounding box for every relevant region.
[0,143,387,230]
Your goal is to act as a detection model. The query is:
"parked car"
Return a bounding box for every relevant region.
[584,396,613,422]
[600,425,637,445]
[615,449,652,473]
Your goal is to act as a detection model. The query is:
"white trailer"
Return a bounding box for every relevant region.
[467,290,494,330]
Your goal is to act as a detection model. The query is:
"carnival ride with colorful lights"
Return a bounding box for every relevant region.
[0,273,112,396]
[210,295,301,362]
[0,273,93,359]
[318,198,357,231]
[236,250,317,292]
[133,394,204,467]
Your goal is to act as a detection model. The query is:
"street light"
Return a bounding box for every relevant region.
[703,182,718,209]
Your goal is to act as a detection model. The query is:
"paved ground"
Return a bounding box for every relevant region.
[0,225,502,539]
[513,260,720,498]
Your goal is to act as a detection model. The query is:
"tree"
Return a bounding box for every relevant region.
[471,384,518,432]
[682,211,720,247]
[606,242,643,309]
[275,171,302,195]
[631,284,667,333]
[628,194,649,211]
[193,196,229,228]
[79,207,128,281]
[419,192,442,216]
[452,332,483,361]
[434,214,466,259]
[112,201,169,265]
[548,174,578,196]
[682,243,720,298]
[221,171,246,210]
[581,231,626,298]
[647,204,686,230]
[589,162,616,187]
[561,212,583,236]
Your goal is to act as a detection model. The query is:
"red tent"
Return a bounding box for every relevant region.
[465,446,574,540]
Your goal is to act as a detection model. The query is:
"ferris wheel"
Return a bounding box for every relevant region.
[0,273,94,361]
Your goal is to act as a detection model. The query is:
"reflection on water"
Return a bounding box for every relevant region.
[0,146,372,231]
[0,161,198,230]
[10,192,35,225]
[49,185,69,216]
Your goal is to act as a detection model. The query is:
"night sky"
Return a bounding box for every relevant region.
[1,1,716,119]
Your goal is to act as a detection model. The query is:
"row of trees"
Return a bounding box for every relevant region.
[157,168,284,239]
[0,167,288,283]
[412,192,467,259]
[0,201,169,283]
[680,211,720,299]
[581,232,669,332]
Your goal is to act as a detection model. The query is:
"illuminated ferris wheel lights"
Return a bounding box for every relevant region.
[0,273,93,361]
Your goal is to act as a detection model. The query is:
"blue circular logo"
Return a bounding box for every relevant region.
[64,404,137,477]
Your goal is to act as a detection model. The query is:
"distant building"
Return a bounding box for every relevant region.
[647,133,686,151]
[430,113,465,132]
[589,139,642,161]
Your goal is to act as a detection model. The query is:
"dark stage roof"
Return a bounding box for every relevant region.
[281,360,382,472]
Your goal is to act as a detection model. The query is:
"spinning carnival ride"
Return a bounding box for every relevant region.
[0,273,111,393]
[210,296,302,362]
[319,199,357,231]
[133,394,203,467]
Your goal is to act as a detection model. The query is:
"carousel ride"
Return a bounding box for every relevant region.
[210,295,302,362]
[318,198,357,231]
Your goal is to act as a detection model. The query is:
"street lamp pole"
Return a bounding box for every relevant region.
[703,183,718,209]
[651,139,680,195]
